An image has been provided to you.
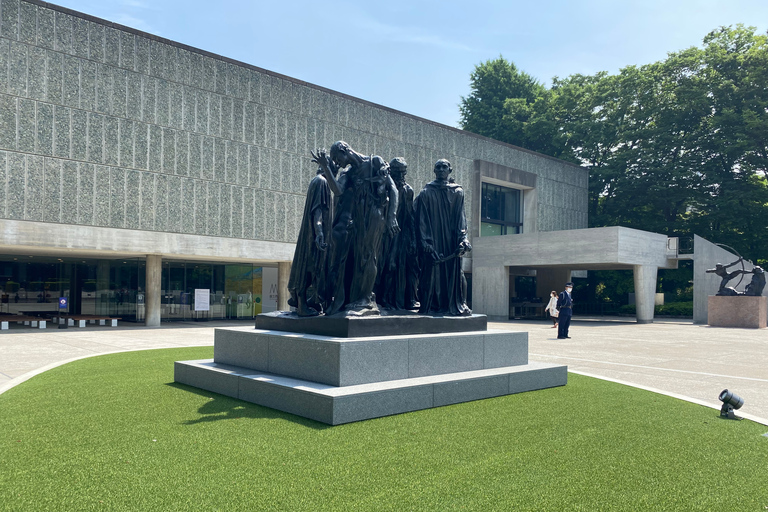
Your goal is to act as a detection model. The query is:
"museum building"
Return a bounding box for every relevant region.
[2,0,722,326]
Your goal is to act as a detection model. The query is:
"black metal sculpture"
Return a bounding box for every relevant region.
[284,145,476,320]
[375,158,420,310]
[706,258,745,296]
[287,166,333,316]
[415,159,472,316]
[706,256,766,297]
[311,142,400,315]
[743,266,766,296]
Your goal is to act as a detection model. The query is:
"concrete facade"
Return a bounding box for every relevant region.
[0,0,587,244]
[0,0,588,323]
[472,227,679,322]
[145,253,161,326]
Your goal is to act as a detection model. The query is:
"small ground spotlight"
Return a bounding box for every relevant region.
[719,389,744,420]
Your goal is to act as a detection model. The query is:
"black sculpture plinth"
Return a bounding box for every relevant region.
[254,311,488,338]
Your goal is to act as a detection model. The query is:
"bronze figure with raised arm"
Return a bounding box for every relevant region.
[311,141,399,315]
[706,257,745,296]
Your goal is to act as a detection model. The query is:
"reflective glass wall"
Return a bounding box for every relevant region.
[160,261,266,321]
[0,256,145,321]
[0,256,270,323]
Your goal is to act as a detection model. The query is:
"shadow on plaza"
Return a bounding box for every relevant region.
[166,382,330,430]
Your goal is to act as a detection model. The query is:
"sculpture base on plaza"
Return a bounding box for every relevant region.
[254,310,488,337]
[708,295,767,328]
[175,326,567,425]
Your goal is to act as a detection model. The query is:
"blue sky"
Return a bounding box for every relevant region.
[52,0,768,128]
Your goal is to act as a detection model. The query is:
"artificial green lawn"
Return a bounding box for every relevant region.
[1,347,767,511]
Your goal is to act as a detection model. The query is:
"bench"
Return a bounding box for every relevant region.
[57,315,121,327]
[0,314,47,329]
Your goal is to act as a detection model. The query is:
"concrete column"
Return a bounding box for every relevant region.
[96,260,110,315]
[522,188,538,234]
[633,264,658,324]
[145,255,162,327]
[536,268,572,301]
[471,265,509,321]
[277,261,291,312]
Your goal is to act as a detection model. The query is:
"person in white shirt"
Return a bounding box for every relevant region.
[544,290,558,328]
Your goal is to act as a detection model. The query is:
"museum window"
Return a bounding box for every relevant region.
[0,256,145,322]
[160,261,272,321]
[480,182,522,236]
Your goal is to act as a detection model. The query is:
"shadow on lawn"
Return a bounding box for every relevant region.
[166,382,331,430]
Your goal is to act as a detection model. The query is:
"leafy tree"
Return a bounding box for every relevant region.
[460,25,768,263]
[459,57,550,153]
[686,26,768,260]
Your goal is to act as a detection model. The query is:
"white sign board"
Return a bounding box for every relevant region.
[194,289,210,311]
[262,267,278,312]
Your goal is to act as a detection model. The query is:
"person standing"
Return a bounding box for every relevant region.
[545,290,558,329]
[556,282,574,339]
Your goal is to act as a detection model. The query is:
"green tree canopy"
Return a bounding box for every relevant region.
[460,25,768,262]
[458,56,553,155]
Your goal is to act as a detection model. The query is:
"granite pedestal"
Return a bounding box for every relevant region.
[175,326,567,425]
[253,311,488,337]
[708,295,767,328]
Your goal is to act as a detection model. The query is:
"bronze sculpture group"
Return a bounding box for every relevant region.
[287,141,471,317]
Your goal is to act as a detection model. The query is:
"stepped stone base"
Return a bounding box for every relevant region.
[175,326,567,425]
[213,327,528,386]
[175,359,567,425]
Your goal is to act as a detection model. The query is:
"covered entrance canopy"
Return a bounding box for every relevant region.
[471,226,679,322]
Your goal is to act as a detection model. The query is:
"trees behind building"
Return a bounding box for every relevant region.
[460,25,768,264]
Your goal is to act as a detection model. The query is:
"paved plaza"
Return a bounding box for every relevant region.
[1,318,766,425]
[503,318,768,426]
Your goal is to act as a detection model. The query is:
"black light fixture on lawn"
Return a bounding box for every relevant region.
[719,389,744,420]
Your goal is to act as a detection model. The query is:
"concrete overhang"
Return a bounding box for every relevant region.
[472,226,678,270]
[0,220,295,263]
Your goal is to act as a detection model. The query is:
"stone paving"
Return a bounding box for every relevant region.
[496,317,768,425]
[1,317,766,425]
[0,321,220,394]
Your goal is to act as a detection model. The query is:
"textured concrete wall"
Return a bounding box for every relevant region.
[471,158,587,238]
[0,218,295,260]
[0,0,587,258]
[470,266,509,321]
[532,162,588,233]
[473,227,676,270]
[692,235,765,324]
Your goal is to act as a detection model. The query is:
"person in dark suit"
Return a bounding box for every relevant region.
[556,282,574,339]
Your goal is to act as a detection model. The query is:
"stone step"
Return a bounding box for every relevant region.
[174,359,567,425]
[213,327,529,387]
